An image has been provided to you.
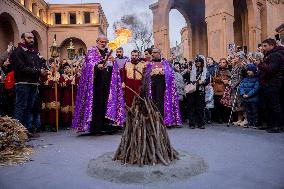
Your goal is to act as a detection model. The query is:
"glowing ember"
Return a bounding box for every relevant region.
[109,28,132,51]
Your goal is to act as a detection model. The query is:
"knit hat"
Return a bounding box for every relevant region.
[246,63,257,74]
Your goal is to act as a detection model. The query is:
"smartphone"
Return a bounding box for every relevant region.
[258,44,262,48]
[275,34,280,41]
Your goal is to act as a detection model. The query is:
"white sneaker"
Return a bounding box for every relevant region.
[239,119,248,127]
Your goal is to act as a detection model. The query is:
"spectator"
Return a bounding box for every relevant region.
[11,32,48,137]
[206,57,218,78]
[213,58,231,123]
[182,61,193,122]
[1,57,15,117]
[205,80,214,124]
[230,51,247,127]
[205,57,218,123]
[144,48,152,62]
[0,43,13,67]
[256,38,284,133]
[173,62,185,122]
[185,55,208,129]
[250,52,266,128]
[239,64,260,128]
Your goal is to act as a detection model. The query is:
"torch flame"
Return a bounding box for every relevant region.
[108,28,132,51]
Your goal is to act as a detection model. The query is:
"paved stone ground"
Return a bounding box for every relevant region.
[1,124,284,189]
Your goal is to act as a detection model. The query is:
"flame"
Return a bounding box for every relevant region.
[108,28,132,51]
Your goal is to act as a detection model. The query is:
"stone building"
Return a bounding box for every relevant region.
[150,0,284,60]
[0,0,108,59]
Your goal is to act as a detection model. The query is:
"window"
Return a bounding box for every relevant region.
[84,12,90,24]
[55,13,61,24]
[69,12,76,24]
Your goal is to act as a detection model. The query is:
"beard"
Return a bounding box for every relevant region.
[25,41,34,48]
[117,54,123,58]
[131,58,138,64]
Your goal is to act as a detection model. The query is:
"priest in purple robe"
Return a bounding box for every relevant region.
[72,35,125,134]
[145,48,182,126]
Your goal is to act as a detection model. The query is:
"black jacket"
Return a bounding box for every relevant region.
[11,47,42,84]
[258,46,284,89]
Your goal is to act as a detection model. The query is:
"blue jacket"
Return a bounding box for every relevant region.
[239,76,260,103]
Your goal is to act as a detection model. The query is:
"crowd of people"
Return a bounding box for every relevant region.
[171,39,284,133]
[0,32,283,139]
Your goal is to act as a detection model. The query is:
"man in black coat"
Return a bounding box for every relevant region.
[257,38,284,133]
[11,32,48,136]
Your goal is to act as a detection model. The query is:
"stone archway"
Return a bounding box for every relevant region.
[59,37,87,59]
[0,12,19,54]
[150,0,208,59]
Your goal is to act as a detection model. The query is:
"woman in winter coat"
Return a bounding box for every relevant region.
[230,51,247,126]
[185,55,209,129]
[173,62,186,122]
[212,58,231,123]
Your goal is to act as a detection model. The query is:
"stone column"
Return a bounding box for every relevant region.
[205,0,235,59]
[206,12,234,60]
[150,2,170,59]
[247,2,261,52]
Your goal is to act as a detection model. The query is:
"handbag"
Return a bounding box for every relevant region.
[185,74,201,94]
[4,71,15,90]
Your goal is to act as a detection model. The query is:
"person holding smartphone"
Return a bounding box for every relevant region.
[257,38,284,133]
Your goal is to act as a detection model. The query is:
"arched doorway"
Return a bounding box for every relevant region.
[170,0,207,59]
[151,0,208,59]
[31,30,43,54]
[233,0,249,51]
[0,12,19,54]
[169,9,187,61]
[59,37,87,60]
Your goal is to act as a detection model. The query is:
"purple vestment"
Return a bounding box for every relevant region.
[145,60,182,126]
[72,46,125,131]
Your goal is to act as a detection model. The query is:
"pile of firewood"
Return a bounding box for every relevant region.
[113,74,179,166]
[0,116,33,166]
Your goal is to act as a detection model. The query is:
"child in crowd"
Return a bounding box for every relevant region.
[239,64,260,128]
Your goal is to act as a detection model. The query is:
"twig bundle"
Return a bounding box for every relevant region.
[0,116,32,166]
[113,72,179,166]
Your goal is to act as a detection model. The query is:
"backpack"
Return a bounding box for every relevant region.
[4,71,15,90]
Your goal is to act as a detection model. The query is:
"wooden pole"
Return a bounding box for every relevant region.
[55,80,59,132]
[54,60,59,132]
[71,59,74,114]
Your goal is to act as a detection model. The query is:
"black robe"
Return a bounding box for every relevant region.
[90,48,113,133]
[150,60,166,117]
[151,75,166,116]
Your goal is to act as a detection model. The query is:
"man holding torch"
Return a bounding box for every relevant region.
[72,35,125,134]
